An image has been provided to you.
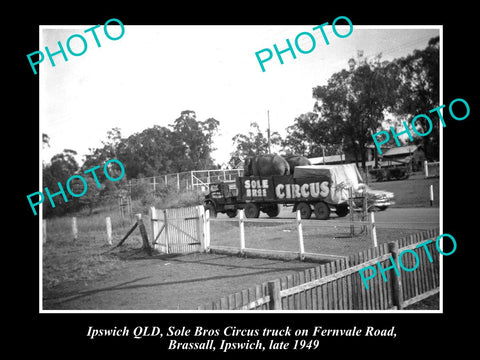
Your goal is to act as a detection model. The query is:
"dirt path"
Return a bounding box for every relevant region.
[43,253,321,310]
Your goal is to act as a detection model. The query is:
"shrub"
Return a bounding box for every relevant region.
[369,168,387,182]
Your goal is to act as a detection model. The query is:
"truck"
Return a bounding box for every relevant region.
[203,163,395,220]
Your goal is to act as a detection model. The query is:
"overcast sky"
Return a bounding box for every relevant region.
[40,24,440,168]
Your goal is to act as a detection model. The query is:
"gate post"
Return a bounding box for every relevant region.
[205,208,211,250]
[136,213,152,256]
[164,209,170,254]
[196,206,207,252]
[149,206,160,248]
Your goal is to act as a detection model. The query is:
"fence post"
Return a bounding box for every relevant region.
[43,219,46,244]
[136,213,152,256]
[239,209,245,254]
[176,173,180,191]
[349,187,355,236]
[72,217,78,241]
[267,279,282,310]
[296,210,305,260]
[205,209,211,250]
[370,212,377,247]
[388,242,404,310]
[106,217,112,245]
[429,184,434,207]
[424,160,428,178]
[363,195,368,234]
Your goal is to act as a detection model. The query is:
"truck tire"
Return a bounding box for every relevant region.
[226,209,238,218]
[296,202,312,219]
[314,201,330,220]
[265,204,280,218]
[244,203,260,218]
[204,203,217,218]
[335,204,349,217]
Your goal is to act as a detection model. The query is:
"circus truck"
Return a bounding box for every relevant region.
[203,163,395,220]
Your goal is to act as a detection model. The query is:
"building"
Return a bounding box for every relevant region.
[380,144,425,171]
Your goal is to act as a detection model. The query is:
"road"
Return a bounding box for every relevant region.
[216,206,440,231]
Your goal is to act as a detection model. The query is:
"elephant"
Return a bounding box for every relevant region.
[244,154,290,176]
[284,155,311,174]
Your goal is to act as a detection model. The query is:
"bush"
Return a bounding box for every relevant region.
[389,167,409,180]
[369,168,387,182]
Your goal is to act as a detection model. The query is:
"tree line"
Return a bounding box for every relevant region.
[231,36,440,169]
[42,37,438,216]
[42,110,220,216]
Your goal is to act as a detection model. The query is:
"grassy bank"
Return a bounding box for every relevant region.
[369,176,439,208]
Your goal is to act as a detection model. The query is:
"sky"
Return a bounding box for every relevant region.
[39,24,440,168]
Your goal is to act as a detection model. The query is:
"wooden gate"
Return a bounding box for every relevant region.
[149,206,205,254]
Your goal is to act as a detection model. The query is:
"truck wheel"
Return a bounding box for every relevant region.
[296,202,312,219]
[265,204,280,218]
[314,201,330,220]
[335,204,349,217]
[204,203,217,218]
[244,203,260,218]
[226,209,238,218]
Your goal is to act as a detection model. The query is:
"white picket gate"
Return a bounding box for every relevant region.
[149,205,208,254]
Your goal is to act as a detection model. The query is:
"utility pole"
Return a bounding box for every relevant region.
[267,110,271,154]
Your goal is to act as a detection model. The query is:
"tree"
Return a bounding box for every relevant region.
[230,122,283,162]
[283,112,342,157]
[42,149,80,217]
[388,36,440,159]
[311,55,399,170]
[42,133,50,149]
[169,110,220,171]
[116,125,176,178]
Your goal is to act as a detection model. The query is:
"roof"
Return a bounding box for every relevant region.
[382,145,420,157]
[309,154,345,164]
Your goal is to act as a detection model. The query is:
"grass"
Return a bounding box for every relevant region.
[42,189,204,291]
[43,206,143,291]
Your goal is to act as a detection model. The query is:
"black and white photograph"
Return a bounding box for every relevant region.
[38,22,442,312]
[16,4,476,355]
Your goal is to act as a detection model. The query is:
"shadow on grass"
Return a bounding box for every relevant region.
[43,253,319,309]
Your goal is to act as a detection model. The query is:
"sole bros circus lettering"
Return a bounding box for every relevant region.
[243,178,329,199]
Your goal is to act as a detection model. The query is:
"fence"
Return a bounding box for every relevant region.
[124,169,243,194]
[198,228,440,310]
[206,207,379,263]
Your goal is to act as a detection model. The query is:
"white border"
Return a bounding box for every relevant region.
[39,24,443,314]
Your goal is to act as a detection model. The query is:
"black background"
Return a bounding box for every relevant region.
[13,2,475,356]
